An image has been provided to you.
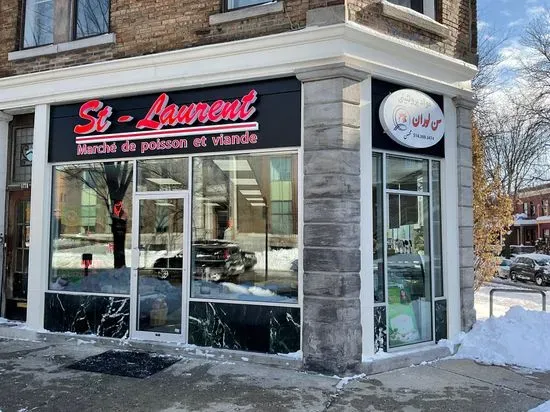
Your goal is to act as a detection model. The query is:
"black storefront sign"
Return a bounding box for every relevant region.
[49,77,301,163]
[372,79,445,158]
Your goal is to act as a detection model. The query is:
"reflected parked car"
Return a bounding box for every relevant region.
[153,240,257,282]
[509,254,550,286]
[495,258,512,279]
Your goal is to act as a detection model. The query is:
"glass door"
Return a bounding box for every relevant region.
[130,192,188,342]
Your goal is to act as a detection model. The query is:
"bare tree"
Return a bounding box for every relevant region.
[480,102,550,198]
[520,8,550,127]
[472,26,508,121]
[472,16,550,198]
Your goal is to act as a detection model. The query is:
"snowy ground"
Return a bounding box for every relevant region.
[445,278,550,374]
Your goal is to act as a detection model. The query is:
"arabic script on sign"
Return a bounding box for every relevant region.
[379,89,445,149]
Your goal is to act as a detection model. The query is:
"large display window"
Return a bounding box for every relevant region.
[190,152,298,303]
[49,162,133,295]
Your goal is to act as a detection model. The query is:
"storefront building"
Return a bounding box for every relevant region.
[0,1,477,373]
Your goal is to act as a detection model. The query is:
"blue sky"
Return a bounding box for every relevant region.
[478,0,547,33]
[478,0,548,70]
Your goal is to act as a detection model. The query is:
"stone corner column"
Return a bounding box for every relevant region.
[297,63,369,374]
[453,95,476,332]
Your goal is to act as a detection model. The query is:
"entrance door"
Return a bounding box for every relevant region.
[130,193,189,342]
[2,190,31,321]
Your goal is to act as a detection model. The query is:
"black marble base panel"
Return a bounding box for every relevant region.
[435,299,448,342]
[374,305,388,353]
[188,302,300,354]
[44,292,130,338]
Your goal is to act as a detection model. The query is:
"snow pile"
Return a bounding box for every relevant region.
[454,306,550,371]
[530,401,550,412]
[333,374,366,390]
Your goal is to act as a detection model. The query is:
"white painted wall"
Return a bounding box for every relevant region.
[0,111,13,312]
[26,105,51,330]
[443,96,461,339]
[360,76,375,360]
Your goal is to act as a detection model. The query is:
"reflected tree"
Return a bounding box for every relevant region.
[76,0,110,38]
[61,162,132,268]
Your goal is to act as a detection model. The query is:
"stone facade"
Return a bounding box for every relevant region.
[1,0,476,78]
[455,96,476,331]
[299,65,366,374]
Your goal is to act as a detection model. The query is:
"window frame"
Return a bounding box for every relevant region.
[223,0,276,13]
[386,0,437,20]
[72,0,112,41]
[10,126,34,185]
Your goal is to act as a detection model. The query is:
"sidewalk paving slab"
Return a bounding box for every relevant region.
[0,338,549,412]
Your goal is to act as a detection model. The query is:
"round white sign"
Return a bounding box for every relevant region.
[379,89,445,149]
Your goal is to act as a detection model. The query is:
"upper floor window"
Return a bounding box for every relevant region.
[387,0,436,19]
[23,0,54,48]
[388,0,423,13]
[226,0,271,10]
[75,0,110,39]
[21,0,110,49]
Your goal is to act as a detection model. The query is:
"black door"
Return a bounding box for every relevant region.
[2,190,31,321]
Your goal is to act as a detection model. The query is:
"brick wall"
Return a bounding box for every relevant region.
[515,189,550,218]
[0,0,476,78]
[347,0,477,64]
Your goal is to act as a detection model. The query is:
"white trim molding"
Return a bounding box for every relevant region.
[0,23,475,112]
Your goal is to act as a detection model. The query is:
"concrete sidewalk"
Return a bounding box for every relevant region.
[0,337,548,412]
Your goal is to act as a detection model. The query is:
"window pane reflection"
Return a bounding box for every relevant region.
[387,156,429,192]
[387,194,432,347]
[191,153,298,303]
[49,162,133,294]
[137,198,184,334]
[76,0,110,39]
[230,0,269,9]
[23,0,54,48]
[137,158,188,192]
[373,153,385,302]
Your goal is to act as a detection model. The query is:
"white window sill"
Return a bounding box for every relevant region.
[209,1,284,25]
[8,33,116,62]
[378,0,450,38]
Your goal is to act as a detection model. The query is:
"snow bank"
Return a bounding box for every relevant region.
[454,306,550,371]
[530,401,550,412]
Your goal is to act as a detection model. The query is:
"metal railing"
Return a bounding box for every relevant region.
[489,288,547,318]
